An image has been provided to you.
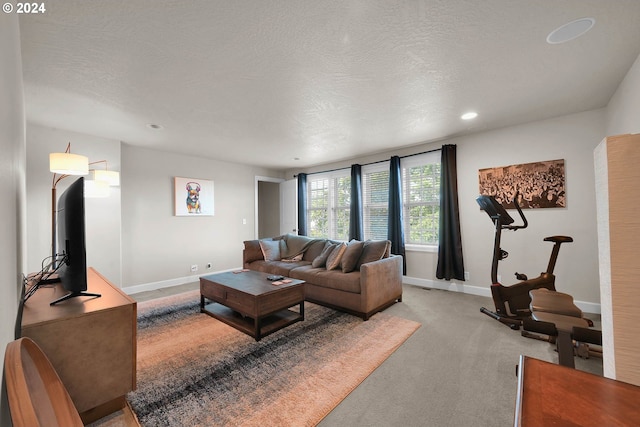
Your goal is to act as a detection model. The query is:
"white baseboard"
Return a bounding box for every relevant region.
[122,267,239,295]
[122,272,601,314]
[573,300,601,315]
[403,276,490,297]
[402,276,601,314]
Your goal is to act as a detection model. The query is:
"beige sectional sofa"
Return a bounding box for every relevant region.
[243,234,403,320]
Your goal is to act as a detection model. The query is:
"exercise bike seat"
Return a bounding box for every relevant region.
[543,235,574,244]
[524,311,597,368]
[529,288,583,318]
[530,311,591,332]
[524,288,601,368]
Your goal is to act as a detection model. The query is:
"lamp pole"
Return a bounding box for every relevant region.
[50,172,67,270]
[51,186,57,269]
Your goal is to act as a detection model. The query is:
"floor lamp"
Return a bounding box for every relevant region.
[48,145,121,269]
[25,143,120,301]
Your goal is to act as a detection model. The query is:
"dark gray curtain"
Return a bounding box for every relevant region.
[388,156,407,274]
[436,145,465,280]
[297,173,307,236]
[349,164,363,241]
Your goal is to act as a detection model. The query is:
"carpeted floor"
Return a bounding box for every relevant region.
[127,290,420,426]
[318,284,603,427]
[100,282,603,426]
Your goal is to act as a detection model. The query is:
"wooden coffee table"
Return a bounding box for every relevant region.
[200,270,305,341]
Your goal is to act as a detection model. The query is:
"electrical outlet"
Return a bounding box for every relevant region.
[464,271,470,281]
[206,262,212,269]
[191,264,198,273]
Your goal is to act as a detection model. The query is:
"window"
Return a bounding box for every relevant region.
[332,174,351,240]
[304,151,441,247]
[307,177,329,238]
[362,163,389,240]
[402,152,441,246]
[306,170,350,240]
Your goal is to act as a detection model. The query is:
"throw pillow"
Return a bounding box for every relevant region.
[243,240,264,263]
[304,239,329,261]
[259,239,281,261]
[326,242,347,270]
[356,240,391,269]
[311,242,336,268]
[341,240,365,273]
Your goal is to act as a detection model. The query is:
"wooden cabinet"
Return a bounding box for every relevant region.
[21,267,137,424]
[594,133,640,386]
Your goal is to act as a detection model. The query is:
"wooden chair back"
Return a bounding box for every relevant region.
[4,337,83,427]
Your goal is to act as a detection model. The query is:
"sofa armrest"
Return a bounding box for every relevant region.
[360,255,403,312]
[243,240,264,266]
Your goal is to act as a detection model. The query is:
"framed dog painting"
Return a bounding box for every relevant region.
[174,177,214,216]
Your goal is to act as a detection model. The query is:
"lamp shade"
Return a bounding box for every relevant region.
[93,169,120,186]
[50,153,89,175]
[84,179,110,198]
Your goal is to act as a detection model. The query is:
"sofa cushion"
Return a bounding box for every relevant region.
[356,240,391,269]
[289,266,361,294]
[326,242,347,270]
[259,239,284,261]
[341,240,365,273]
[246,259,310,276]
[311,242,336,268]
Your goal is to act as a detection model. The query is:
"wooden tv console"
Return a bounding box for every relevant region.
[21,267,137,424]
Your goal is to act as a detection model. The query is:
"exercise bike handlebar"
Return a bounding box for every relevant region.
[476,193,528,231]
[506,195,528,231]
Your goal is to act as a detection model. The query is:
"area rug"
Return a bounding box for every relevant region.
[127,290,420,426]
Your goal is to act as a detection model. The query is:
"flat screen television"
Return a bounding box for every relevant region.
[51,176,101,305]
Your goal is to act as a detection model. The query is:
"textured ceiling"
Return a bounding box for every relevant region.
[18,0,640,169]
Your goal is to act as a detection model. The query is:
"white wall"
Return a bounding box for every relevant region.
[289,52,640,312]
[288,109,607,311]
[120,144,282,292]
[455,110,605,308]
[0,12,27,425]
[23,127,284,294]
[26,124,122,285]
[606,52,640,136]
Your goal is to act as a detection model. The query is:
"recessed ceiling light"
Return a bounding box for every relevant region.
[461,112,478,120]
[547,18,595,44]
[147,123,163,130]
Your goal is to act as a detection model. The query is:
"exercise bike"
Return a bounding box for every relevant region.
[476,193,573,330]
